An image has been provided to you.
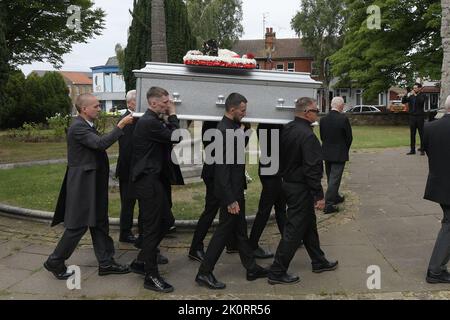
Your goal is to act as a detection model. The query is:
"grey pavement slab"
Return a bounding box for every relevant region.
[1,147,449,299]
[0,266,33,291]
[0,252,46,271]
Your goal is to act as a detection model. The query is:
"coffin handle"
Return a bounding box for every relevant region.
[173,92,182,104]
[276,98,295,110]
[216,95,226,107]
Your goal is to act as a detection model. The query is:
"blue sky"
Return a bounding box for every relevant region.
[19,0,300,75]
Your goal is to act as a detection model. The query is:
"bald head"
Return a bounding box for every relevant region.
[75,93,101,121]
[75,93,97,113]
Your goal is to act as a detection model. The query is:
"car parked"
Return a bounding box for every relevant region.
[345,105,382,113]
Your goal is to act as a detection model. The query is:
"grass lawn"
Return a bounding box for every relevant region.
[0,163,262,220]
[0,139,119,164]
[0,125,419,220]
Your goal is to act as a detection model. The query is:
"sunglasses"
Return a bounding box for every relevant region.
[306,109,320,114]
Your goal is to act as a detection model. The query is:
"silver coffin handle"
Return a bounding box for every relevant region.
[216,95,226,107]
[173,92,182,104]
[276,98,295,110]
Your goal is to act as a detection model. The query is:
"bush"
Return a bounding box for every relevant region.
[47,113,71,138]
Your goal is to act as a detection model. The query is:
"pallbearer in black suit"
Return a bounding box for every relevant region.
[44,94,133,280]
[188,121,240,262]
[319,97,353,214]
[423,95,450,284]
[195,93,268,289]
[268,97,338,285]
[116,90,139,244]
[128,87,181,293]
[248,123,287,259]
[402,83,427,155]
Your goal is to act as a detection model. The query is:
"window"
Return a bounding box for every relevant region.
[287,62,295,72]
[276,64,284,71]
[362,107,371,112]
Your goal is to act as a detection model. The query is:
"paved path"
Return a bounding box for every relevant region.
[0,148,449,300]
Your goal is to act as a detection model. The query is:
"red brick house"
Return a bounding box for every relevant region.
[232,28,317,76]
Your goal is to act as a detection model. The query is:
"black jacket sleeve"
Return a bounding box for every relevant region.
[302,135,324,201]
[73,125,123,151]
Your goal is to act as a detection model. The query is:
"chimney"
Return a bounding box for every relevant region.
[265,27,276,52]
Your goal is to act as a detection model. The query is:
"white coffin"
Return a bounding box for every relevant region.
[134,62,322,124]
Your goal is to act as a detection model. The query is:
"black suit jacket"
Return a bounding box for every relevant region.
[214,116,247,206]
[257,123,283,177]
[52,116,123,228]
[115,110,137,181]
[319,110,353,162]
[402,93,427,116]
[130,109,183,188]
[281,117,324,201]
[423,114,450,205]
[201,121,219,180]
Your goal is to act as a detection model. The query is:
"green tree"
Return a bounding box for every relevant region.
[187,0,243,49]
[291,0,347,109]
[0,71,26,129]
[4,0,105,68]
[0,5,9,126]
[331,0,442,101]
[40,72,72,117]
[0,71,71,129]
[123,0,196,91]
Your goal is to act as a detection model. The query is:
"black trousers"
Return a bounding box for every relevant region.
[135,175,174,276]
[119,178,136,235]
[269,182,327,276]
[190,178,238,252]
[198,198,257,274]
[249,176,286,250]
[409,115,425,151]
[48,218,115,267]
[324,161,345,207]
[428,204,450,274]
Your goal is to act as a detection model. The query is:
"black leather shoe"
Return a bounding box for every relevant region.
[226,247,239,254]
[335,195,345,204]
[167,225,177,234]
[426,270,450,284]
[195,272,226,289]
[144,275,174,293]
[268,273,300,285]
[407,151,416,155]
[98,261,130,276]
[247,266,269,281]
[119,233,137,244]
[157,253,169,265]
[130,259,145,275]
[44,261,74,280]
[420,151,425,156]
[323,205,339,214]
[312,260,339,273]
[253,246,274,259]
[188,249,205,262]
